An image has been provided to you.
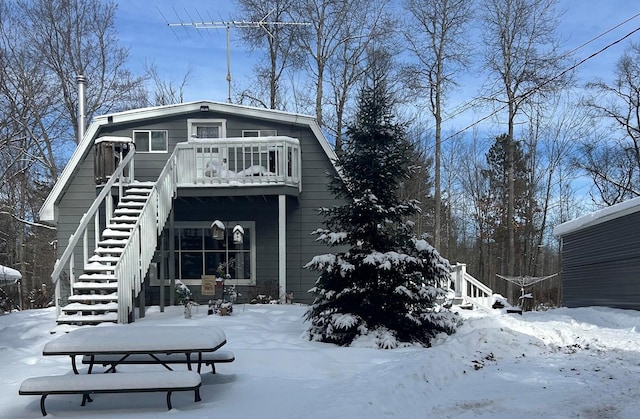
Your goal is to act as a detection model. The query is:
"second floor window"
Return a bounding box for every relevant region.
[133,130,168,153]
[242,129,277,137]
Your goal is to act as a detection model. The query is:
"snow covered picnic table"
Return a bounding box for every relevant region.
[20,325,230,415]
[42,325,227,374]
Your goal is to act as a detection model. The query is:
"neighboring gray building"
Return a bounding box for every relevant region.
[553,197,640,310]
[39,101,341,327]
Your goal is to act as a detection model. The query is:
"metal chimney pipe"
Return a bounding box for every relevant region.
[76,74,86,143]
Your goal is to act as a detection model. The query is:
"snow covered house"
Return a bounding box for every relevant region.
[39,100,342,327]
[553,197,640,310]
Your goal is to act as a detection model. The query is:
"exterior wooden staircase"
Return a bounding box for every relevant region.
[450,263,494,311]
[57,183,155,327]
[51,139,178,331]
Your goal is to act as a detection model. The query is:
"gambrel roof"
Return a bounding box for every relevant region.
[39,101,336,224]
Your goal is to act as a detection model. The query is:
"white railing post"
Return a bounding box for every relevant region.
[69,251,75,296]
[55,279,61,318]
[460,264,467,302]
[82,230,89,267]
[94,212,100,253]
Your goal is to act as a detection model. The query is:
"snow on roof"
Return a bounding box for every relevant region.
[0,265,21,285]
[552,196,640,237]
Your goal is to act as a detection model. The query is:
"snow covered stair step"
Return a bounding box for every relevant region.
[19,370,201,416]
[72,282,118,291]
[97,238,128,248]
[101,228,132,239]
[105,222,136,230]
[118,200,145,208]
[121,193,150,201]
[83,350,235,374]
[82,263,116,273]
[87,255,120,264]
[68,293,118,303]
[113,207,142,215]
[109,215,138,223]
[61,302,118,312]
[95,247,124,255]
[57,312,118,324]
[77,273,116,282]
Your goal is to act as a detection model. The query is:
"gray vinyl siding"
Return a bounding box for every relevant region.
[58,107,342,305]
[561,210,640,310]
[96,111,324,183]
[55,148,97,302]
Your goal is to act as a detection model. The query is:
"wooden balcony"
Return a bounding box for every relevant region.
[173,137,301,191]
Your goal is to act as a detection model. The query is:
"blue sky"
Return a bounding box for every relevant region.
[112,0,640,154]
[114,0,640,107]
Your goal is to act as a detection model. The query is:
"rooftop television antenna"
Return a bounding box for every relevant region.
[166,9,310,104]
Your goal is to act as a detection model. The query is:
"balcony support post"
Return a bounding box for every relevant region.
[278,194,287,303]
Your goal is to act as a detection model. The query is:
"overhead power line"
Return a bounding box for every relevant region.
[442,24,640,144]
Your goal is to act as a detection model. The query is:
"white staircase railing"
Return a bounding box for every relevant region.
[51,146,136,317]
[52,143,179,323]
[451,263,493,311]
[113,149,178,323]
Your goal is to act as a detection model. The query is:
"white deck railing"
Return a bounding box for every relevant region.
[174,136,301,191]
[451,263,493,311]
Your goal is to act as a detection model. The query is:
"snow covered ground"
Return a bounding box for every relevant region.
[1,303,639,418]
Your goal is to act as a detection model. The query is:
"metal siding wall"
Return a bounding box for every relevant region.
[562,211,640,310]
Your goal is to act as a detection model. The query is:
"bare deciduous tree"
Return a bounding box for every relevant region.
[0,0,146,307]
[402,0,473,251]
[17,0,146,143]
[235,0,306,110]
[143,62,194,107]
[291,0,380,130]
[580,42,640,204]
[324,0,394,153]
[480,0,568,275]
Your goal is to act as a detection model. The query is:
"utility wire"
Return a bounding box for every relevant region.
[441,25,640,144]
[440,13,640,126]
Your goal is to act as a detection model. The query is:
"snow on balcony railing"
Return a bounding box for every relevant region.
[174,136,301,191]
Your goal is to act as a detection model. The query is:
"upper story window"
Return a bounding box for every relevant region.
[133,130,168,153]
[188,119,226,140]
[242,129,277,137]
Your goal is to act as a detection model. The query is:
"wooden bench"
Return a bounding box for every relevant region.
[82,349,235,374]
[19,370,201,416]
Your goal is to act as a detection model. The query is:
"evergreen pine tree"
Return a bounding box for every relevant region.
[305,72,459,348]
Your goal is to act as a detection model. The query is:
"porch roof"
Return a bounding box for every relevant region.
[39,101,337,224]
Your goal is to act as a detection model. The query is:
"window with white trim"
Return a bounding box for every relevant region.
[133,130,168,153]
[188,119,226,140]
[172,221,255,286]
[242,129,277,137]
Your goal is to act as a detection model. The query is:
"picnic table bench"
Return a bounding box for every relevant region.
[19,324,234,416]
[19,370,201,416]
[42,325,228,374]
[82,349,235,374]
